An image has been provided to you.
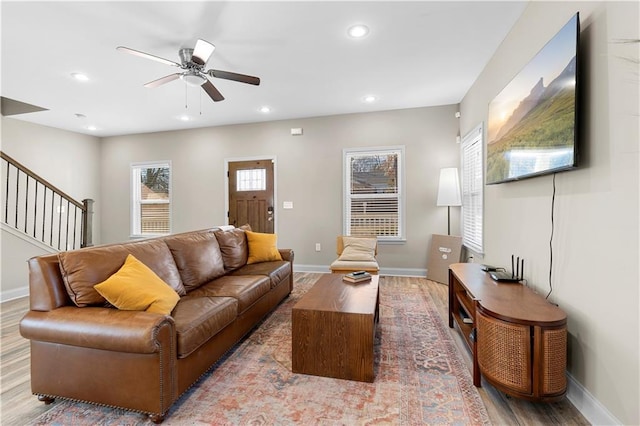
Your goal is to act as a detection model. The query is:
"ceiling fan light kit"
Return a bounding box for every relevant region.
[117,39,260,103]
[180,72,206,87]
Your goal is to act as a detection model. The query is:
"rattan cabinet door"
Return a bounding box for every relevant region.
[476,310,532,395]
[540,327,567,395]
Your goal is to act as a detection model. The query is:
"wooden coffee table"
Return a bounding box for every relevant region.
[291,273,379,382]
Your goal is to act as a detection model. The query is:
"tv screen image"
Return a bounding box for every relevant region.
[486,13,579,185]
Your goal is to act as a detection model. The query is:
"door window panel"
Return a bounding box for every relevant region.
[236,169,266,191]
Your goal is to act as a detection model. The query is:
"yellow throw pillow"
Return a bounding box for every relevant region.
[246,231,283,264]
[94,254,180,315]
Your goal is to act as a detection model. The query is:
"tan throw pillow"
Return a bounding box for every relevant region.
[246,231,283,264]
[338,237,377,261]
[94,254,180,315]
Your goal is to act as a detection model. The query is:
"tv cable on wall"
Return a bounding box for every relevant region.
[547,173,557,300]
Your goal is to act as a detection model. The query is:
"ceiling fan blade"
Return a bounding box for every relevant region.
[201,80,225,102]
[191,39,215,66]
[144,73,182,88]
[116,46,181,67]
[209,69,260,86]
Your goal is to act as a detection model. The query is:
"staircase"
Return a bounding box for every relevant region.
[1,151,93,252]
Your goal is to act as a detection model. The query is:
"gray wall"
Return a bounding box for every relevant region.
[0,117,102,299]
[459,2,639,424]
[100,105,461,273]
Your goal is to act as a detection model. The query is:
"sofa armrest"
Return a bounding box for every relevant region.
[278,248,294,263]
[20,306,175,354]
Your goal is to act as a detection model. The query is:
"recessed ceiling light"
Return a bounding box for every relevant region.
[71,72,89,82]
[86,125,97,131]
[348,24,369,38]
[259,106,271,113]
[178,114,192,122]
[363,95,377,103]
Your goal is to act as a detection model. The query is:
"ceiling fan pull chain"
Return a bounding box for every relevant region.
[184,82,188,109]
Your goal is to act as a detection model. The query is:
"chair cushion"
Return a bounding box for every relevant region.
[188,275,271,314]
[330,259,380,272]
[231,261,291,289]
[171,296,238,358]
[93,254,180,315]
[338,236,377,261]
[164,230,225,292]
[214,225,251,271]
[59,239,185,307]
[246,231,282,264]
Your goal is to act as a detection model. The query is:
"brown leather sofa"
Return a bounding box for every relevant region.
[19,227,294,423]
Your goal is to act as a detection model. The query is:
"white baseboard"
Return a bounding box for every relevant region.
[566,371,620,425]
[293,264,427,277]
[293,264,332,274]
[379,267,427,277]
[1,286,29,302]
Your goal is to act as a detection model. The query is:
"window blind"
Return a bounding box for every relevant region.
[461,125,484,254]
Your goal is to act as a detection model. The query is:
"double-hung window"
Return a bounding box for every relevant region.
[344,146,405,242]
[460,124,484,254]
[131,161,171,237]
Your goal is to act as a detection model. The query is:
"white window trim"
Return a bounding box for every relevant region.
[131,161,172,238]
[460,124,484,254]
[343,145,406,243]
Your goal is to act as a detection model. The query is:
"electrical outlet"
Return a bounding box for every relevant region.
[315,243,321,252]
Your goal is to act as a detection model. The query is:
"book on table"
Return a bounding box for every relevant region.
[343,271,372,283]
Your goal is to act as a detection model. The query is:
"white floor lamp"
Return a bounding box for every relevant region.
[436,167,462,235]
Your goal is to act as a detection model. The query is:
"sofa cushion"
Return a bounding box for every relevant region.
[188,275,271,314]
[59,239,185,307]
[245,231,283,264]
[231,261,291,289]
[214,224,251,271]
[171,296,238,358]
[164,230,225,292]
[93,254,180,315]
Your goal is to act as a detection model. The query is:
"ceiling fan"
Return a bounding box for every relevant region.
[116,39,260,102]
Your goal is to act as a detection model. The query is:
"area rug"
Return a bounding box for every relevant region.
[31,273,490,425]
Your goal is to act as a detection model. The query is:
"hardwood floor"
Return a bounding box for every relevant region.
[1,273,589,425]
[408,275,589,426]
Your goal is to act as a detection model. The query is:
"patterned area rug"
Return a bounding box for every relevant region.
[32,274,490,425]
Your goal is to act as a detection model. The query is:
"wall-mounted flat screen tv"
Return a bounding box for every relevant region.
[486,13,580,185]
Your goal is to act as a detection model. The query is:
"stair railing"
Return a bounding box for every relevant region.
[1,151,93,251]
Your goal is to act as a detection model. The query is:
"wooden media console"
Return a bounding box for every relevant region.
[448,263,567,402]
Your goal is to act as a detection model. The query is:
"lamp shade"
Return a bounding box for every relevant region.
[436,168,462,207]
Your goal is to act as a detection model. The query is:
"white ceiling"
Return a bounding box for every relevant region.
[1,1,527,137]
